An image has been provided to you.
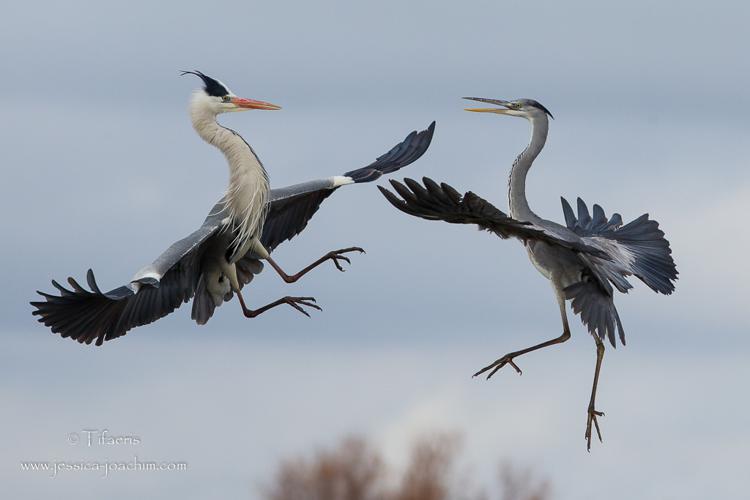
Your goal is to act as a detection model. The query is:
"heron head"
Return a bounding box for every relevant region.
[181,70,281,115]
[463,97,553,120]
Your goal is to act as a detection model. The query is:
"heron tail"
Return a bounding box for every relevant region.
[191,274,218,325]
[564,277,626,347]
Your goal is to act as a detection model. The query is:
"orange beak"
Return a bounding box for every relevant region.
[230,97,281,110]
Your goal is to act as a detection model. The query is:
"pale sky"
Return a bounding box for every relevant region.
[2,1,748,499]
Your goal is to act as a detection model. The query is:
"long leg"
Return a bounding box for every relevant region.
[473,288,571,379]
[266,247,365,284]
[236,289,321,318]
[585,336,606,451]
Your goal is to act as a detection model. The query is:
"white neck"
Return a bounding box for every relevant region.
[190,94,270,252]
[508,114,548,222]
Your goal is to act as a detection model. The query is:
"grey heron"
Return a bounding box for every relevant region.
[379,97,677,450]
[31,71,435,346]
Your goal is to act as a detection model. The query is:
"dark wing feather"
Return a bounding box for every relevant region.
[564,271,626,347]
[561,197,623,235]
[380,177,608,257]
[31,205,226,345]
[559,197,678,346]
[260,122,435,252]
[261,188,336,252]
[31,249,205,345]
[561,197,677,294]
[342,121,435,182]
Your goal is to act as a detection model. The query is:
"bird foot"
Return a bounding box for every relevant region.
[243,296,321,318]
[281,296,321,318]
[585,406,605,451]
[472,353,523,379]
[326,247,366,272]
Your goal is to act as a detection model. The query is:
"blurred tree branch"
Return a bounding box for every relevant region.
[262,432,550,500]
[265,437,385,500]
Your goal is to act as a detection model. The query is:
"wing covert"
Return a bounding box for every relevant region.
[260,122,435,252]
[560,197,677,294]
[380,177,609,257]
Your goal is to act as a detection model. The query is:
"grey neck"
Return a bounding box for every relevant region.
[508,114,548,222]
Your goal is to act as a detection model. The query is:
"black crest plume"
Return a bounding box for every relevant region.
[527,99,554,119]
[180,70,229,97]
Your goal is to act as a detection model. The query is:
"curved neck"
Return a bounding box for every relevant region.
[508,114,548,222]
[190,104,263,170]
[190,101,270,251]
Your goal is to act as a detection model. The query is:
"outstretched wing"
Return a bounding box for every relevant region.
[30,203,227,345]
[379,177,608,257]
[561,197,677,294]
[558,197,678,347]
[260,121,435,252]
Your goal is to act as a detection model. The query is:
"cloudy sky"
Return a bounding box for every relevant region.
[2,1,748,498]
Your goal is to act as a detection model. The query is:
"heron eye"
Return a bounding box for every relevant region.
[221,95,231,103]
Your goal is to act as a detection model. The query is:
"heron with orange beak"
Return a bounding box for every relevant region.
[31,71,435,344]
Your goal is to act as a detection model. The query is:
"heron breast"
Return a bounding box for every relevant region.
[525,241,580,284]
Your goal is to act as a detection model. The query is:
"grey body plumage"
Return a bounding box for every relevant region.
[32,122,434,345]
[31,71,435,345]
[380,97,677,450]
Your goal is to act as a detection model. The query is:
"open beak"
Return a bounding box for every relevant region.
[231,97,281,111]
[462,97,511,114]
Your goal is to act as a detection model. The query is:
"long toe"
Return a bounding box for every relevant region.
[331,255,350,272]
[336,246,365,254]
[289,302,310,317]
[472,362,497,378]
[284,296,323,317]
[336,255,351,265]
[473,355,522,379]
[585,409,605,451]
[296,299,322,311]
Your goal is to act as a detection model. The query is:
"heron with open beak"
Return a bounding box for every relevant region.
[380,96,676,450]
